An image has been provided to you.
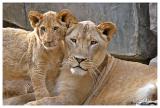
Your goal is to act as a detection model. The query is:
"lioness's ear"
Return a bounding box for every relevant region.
[28,11,43,28]
[57,9,78,28]
[97,22,117,41]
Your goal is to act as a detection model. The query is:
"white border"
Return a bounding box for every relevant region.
[0,1,2,107]
[1,0,159,3]
[1,1,159,108]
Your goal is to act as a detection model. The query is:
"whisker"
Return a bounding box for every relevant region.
[94,64,106,82]
[92,70,98,78]
[89,71,96,82]
[62,59,70,65]
[86,60,99,86]
[89,70,97,89]
[94,66,101,74]
[92,65,105,86]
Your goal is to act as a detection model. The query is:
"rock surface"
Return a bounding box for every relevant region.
[149,56,157,67]
[3,3,157,63]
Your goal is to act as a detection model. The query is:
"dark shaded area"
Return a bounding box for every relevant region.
[3,20,25,29]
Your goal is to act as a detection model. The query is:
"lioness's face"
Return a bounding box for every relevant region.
[65,21,116,76]
[28,10,77,50]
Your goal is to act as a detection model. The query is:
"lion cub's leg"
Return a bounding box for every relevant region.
[30,62,50,100]
[3,80,33,99]
[134,82,157,104]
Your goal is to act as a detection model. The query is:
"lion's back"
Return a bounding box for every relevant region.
[3,28,30,80]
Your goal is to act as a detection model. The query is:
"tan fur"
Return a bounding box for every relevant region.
[26,21,157,105]
[3,9,77,104]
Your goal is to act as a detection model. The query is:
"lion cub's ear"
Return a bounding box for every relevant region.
[57,9,78,28]
[97,22,117,41]
[28,11,43,28]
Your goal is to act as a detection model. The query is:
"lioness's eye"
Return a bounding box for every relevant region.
[90,41,98,45]
[41,26,46,32]
[53,26,59,31]
[70,38,76,43]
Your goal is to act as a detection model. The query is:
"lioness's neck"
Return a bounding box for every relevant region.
[84,53,115,104]
[96,52,113,74]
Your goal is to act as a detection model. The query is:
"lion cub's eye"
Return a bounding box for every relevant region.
[70,38,76,43]
[90,41,98,45]
[52,26,59,31]
[41,26,46,32]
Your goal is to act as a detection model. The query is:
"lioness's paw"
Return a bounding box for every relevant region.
[25,101,37,105]
[136,100,157,105]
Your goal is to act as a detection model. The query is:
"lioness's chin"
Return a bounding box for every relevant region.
[70,67,87,76]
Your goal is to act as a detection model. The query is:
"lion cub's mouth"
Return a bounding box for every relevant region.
[43,42,56,49]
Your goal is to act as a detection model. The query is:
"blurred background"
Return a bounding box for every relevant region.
[3,3,157,64]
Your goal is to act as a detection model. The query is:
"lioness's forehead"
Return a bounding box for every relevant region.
[67,21,99,38]
[80,21,96,27]
[79,21,98,35]
[80,21,97,32]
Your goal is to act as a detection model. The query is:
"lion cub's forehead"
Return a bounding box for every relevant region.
[43,11,57,17]
[41,11,59,27]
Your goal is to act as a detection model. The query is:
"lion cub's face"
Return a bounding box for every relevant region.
[65,21,116,76]
[28,10,77,50]
[37,11,66,49]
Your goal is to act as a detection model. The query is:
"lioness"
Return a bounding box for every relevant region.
[3,9,77,103]
[26,21,157,105]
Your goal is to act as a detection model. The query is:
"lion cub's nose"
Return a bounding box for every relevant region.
[74,57,86,63]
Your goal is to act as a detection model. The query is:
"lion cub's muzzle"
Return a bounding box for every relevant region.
[42,39,60,49]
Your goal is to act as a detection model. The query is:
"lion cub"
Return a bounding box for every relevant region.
[3,9,77,102]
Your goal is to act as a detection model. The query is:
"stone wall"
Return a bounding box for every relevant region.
[3,3,157,63]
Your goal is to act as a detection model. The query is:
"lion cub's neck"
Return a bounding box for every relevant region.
[26,32,64,64]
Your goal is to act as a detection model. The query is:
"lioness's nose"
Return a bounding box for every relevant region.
[74,57,86,63]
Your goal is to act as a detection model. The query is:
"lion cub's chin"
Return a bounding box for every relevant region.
[70,67,87,76]
[43,45,57,50]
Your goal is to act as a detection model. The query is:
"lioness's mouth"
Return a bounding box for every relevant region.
[71,66,88,76]
[73,66,88,71]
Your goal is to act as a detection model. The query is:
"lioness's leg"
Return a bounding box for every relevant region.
[3,93,35,105]
[134,83,157,104]
[136,100,157,105]
[26,67,93,105]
